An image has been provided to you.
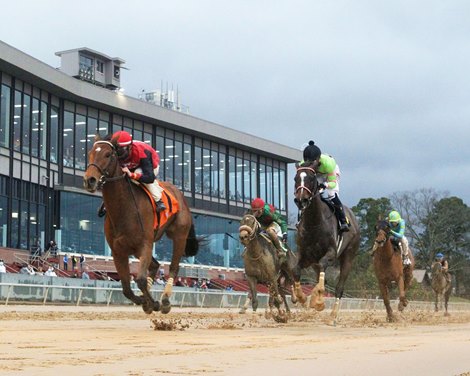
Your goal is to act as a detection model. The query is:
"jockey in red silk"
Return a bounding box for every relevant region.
[250,198,288,260]
[114,131,166,212]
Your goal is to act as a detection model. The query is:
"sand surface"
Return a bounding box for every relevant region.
[1,305,469,376]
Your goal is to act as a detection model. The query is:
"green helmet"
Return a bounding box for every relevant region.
[388,211,401,223]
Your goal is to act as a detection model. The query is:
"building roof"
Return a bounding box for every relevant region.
[55,47,126,64]
[0,40,301,162]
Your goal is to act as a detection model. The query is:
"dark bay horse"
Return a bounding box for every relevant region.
[239,213,297,322]
[83,135,199,314]
[372,220,415,322]
[431,262,451,316]
[293,162,360,323]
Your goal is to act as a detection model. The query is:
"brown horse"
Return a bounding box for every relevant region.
[239,213,297,322]
[83,134,199,314]
[293,162,360,323]
[431,262,451,316]
[372,220,415,322]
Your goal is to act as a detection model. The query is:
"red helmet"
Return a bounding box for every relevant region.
[113,131,132,146]
[251,198,265,210]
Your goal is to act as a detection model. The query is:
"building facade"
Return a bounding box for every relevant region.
[0,41,301,269]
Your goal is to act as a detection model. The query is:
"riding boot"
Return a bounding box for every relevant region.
[143,181,166,212]
[97,201,106,217]
[271,235,287,264]
[331,195,349,232]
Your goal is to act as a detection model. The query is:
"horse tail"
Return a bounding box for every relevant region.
[184,223,199,257]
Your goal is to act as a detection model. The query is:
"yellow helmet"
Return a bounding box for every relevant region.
[388,211,401,223]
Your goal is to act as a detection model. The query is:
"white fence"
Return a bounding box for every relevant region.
[2,279,470,312]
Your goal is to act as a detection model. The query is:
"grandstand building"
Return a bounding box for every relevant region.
[0,40,301,270]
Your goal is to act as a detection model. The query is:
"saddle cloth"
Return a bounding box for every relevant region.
[141,185,179,230]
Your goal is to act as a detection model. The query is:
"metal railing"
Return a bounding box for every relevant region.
[2,279,470,311]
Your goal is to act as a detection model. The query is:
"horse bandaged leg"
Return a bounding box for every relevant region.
[310,272,326,311]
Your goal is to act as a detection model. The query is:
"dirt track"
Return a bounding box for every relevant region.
[1,305,469,376]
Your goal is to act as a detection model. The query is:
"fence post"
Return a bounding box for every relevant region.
[42,287,50,305]
[76,289,83,307]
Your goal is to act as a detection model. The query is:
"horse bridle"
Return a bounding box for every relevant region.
[88,141,125,189]
[239,214,260,243]
[294,166,322,219]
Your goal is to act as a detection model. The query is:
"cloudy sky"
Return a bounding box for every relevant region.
[1,1,469,207]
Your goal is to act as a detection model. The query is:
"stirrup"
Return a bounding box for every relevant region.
[97,204,106,217]
[339,222,349,232]
[155,200,166,212]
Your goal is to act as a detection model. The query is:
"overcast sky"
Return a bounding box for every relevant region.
[1,1,469,207]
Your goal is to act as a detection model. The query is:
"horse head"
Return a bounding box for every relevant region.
[374,220,390,247]
[294,161,320,210]
[83,134,122,192]
[239,214,260,246]
[432,261,442,274]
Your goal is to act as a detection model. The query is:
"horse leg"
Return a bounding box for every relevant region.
[397,275,408,312]
[239,292,252,314]
[161,236,186,314]
[379,281,395,322]
[444,288,451,316]
[246,277,259,312]
[434,291,439,312]
[330,252,355,321]
[292,260,308,304]
[147,257,161,312]
[113,255,144,306]
[310,268,326,312]
[135,246,157,314]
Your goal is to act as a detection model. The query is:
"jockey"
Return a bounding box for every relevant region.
[97,131,165,217]
[387,210,412,266]
[302,140,349,232]
[250,198,288,260]
[114,130,166,212]
[435,252,451,282]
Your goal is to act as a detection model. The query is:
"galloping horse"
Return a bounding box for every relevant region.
[293,162,359,322]
[83,134,199,314]
[239,213,297,322]
[372,220,415,322]
[431,261,451,316]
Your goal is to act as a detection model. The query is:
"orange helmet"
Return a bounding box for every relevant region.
[251,198,265,210]
[113,131,132,146]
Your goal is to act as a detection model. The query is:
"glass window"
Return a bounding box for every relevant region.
[0,195,7,247]
[211,149,218,198]
[0,84,11,147]
[280,168,286,211]
[251,159,257,203]
[40,101,48,160]
[50,106,59,163]
[243,158,251,204]
[183,143,191,192]
[63,111,74,167]
[219,149,226,199]
[228,155,236,201]
[164,138,174,183]
[96,60,104,73]
[259,163,266,202]
[173,140,183,189]
[87,117,98,159]
[75,114,87,170]
[202,148,211,196]
[13,90,22,151]
[273,167,280,209]
[22,94,31,154]
[236,157,243,203]
[98,119,108,135]
[156,135,164,179]
[194,146,202,194]
[31,98,40,157]
[266,165,273,205]
[11,199,19,248]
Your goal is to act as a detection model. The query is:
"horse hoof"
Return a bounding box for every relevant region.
[239,309,246,314]
[142,302,154,315]
[313,303,325,312]
[161,297,171,314]
[153,301,161,312]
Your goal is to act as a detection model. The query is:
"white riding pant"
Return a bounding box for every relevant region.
[400,236,410,257]
[134,167,164,202]
[318,165,340,200]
